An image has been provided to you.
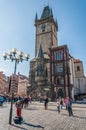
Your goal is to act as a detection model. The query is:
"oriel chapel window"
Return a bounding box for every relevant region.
[55,51,63,60]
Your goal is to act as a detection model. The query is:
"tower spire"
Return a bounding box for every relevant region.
[50,8,53,16]
[35,12,38,21]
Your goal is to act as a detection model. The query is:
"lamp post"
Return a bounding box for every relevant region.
[3,48,30,124]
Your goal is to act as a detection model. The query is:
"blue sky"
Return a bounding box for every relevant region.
[0,0,86,76]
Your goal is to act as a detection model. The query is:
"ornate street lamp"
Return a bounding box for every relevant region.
[3,48,30,124]
[3,48,30,74]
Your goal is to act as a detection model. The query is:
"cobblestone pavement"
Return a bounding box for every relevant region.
[0,102,86,130]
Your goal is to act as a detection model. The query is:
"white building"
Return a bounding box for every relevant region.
[74,77,86,95]
[70,58,86,99]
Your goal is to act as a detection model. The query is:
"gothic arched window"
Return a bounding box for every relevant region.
[37,64,43,76]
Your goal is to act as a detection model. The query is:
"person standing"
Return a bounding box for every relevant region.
[64,97,69,110]
[60,98,63,110]
[67,97,73,116]
[56,99,61,113]
[15,97,23,122]
[44,97,49,110]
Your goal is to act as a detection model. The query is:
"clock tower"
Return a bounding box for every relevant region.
[29,6,58,98]
[35,6,58,57]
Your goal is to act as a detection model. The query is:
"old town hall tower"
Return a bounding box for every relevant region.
[35,6,58,56]
[29,6,58,95]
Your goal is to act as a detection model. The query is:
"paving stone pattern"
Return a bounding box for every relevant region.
[0,102,86,130]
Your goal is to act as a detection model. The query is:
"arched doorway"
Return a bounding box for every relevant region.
[57,88,64,98]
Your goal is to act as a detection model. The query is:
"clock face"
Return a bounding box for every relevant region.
[41,23,46,32]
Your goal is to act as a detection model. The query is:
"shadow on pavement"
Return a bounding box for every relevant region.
[23,108,38,110]
[61,113,86,119]
[47,109,57,112]
[73,109,86,111]
[12,122,44,129]
[73,115,86,119]
[60,113,69,116]
[24,122,44,129]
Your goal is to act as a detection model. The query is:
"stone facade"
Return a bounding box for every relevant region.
[29,5,86,100]
[73,59,86,97]
[74,59,84,78]
[29,6,58,98]
[35,6,58,56]
[50,45,72,98]
[0,73,29,96]
[0,71,7,94]
[0,71,3,93]
[17,75,29,96]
